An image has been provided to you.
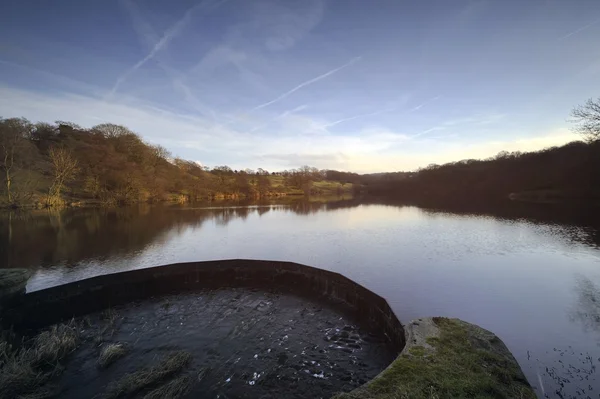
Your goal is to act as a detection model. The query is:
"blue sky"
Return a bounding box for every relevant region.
[1,0,599,172]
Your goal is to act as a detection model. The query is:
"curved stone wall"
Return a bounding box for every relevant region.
[2,262,536,398]
[2,259,405,354]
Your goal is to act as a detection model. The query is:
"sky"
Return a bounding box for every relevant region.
[0,0,599,173]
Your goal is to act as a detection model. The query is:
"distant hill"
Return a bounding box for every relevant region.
[363,140,600,204]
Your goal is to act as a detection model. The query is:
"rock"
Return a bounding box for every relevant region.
[333,317,536,399]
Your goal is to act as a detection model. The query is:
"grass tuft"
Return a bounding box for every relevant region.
[103,351,193,398]
[98,343,128,369]
[142,374,193,399]
[31,324,79,367]
[0,321,79,398]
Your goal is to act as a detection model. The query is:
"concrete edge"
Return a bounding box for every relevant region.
[0,260,405,354]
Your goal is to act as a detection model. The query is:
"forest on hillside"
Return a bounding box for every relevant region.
[364,98,600,204]
[0,118,355,208]
[364,140,600,203]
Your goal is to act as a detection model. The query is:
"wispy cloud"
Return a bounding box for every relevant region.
[248,104,309,133]
[121,0,227,122]
[250,56,362,112]
[557,18,600,41]
[259,0,325,52]
[0,59,101,95]
[109,0,227,98]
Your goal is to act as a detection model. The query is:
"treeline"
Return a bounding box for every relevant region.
[0,118,353,207]
[364,140,600,203]
[363,97,600,204]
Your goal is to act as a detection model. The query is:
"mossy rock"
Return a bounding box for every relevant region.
[334,317,536,399]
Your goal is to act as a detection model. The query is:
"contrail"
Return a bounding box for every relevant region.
[409,95,442,111]
[410,126,445,139]
[118,0,227,121]
[250,56,362,112]
[322,94,440,130]
[558,18,600,41]
[323,107,393,129]
[109,0,226,97]
[322,94,411,129]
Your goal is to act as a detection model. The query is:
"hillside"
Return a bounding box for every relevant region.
[364,140,600,203]
[0,118,353,208]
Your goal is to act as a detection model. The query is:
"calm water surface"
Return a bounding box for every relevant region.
[2,198,600,398]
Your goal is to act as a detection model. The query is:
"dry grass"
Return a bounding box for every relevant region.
[142,374,193,399]
[103,351,193,399]
[0,321,79,399]
[31,324,79,366]
[98,343,127,369]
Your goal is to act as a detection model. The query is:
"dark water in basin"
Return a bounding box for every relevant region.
[60,288,393,399]
[2,197,600,398]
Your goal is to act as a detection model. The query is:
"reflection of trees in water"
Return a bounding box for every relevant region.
[570,276,600,335]
[0,206,209,269]
[256,207,270,217]
[2,195,599,272]
[365,196,600,249]
[0,198,361,270]
[215,208,236,226]
[234,207,249,220]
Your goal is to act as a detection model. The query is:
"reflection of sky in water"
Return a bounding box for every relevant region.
[11,203,600,397]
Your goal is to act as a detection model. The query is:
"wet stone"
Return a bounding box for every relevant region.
[51,288,395,399]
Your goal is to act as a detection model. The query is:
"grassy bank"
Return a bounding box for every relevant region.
[0,178,354,210]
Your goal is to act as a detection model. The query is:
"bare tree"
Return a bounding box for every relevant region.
[48,146,79,200]
[151,144,171,161]
[0,118,32,204]
[55,120,82,130]
[571,97,600,142]
[91,123,133,138]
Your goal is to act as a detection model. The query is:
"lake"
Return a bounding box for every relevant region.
[2,197,600,398]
